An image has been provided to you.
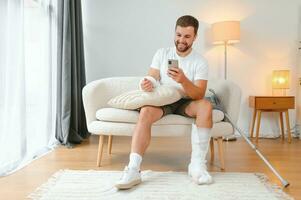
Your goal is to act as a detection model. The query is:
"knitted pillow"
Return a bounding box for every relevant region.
[108,86,182,110]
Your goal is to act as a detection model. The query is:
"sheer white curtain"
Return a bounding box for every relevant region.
[0,0,58,176]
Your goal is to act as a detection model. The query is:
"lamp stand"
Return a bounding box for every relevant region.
[222,41,237,141]
[283,89,286,96]
[272,89,287,96]
[224,41,228,80]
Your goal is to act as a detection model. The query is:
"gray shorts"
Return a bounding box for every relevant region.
[136,98,193,118]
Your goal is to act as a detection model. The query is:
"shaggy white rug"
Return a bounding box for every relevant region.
[28,170,293,200]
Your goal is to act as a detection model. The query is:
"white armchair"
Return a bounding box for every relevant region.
[82,77,241,169]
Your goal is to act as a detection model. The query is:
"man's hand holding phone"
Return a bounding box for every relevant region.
[167,59,187,84]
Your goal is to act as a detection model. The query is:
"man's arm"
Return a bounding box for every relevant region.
[147,68,160,81]
[181,79,207,100]
[167,67,207,100]
[140,67,160,92]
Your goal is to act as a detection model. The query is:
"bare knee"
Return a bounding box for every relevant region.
[196,99,212,118]
[185,99,212,117]
[139,106,163,123]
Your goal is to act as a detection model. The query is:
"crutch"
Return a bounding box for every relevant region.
[224,112,290,188]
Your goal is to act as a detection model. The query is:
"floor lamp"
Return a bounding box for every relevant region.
[211,21,240,79]
[211,21,240,141]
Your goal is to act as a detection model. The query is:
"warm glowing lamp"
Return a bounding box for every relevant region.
[272,70,290,96]
[211,21,240,79]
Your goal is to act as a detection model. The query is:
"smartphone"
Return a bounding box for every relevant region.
[168,59,178,68]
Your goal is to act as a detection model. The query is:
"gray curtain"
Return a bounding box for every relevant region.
[56,0,89,146]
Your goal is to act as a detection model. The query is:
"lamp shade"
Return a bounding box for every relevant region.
[212,21,240,44]
[272,70,290,89]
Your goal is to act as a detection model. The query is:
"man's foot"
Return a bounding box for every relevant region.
[115,166,141,190]
[188,163,213,185]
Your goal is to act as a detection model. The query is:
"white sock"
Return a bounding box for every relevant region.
[128,152,142,171]
[189,123,212,184]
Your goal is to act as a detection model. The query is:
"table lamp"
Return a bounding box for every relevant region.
[272,70,290,96]
[211,21,240,79]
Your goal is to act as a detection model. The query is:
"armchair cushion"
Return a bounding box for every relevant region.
[107,85,182,110]
[96,108,225,124]
[88,120,233,138]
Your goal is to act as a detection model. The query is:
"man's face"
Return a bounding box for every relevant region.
[174,26,197,53]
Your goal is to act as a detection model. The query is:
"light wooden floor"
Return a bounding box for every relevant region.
[0,135,300,199]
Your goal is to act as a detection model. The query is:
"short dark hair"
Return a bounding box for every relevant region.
[175,15,199,35]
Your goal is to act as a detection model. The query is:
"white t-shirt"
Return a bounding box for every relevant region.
[150,47,208,91]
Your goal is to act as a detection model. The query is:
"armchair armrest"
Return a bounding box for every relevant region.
[208,79,242,125]
[82,79,112,126]
[82,77,141,126]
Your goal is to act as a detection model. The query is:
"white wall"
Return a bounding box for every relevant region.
[82,0,301,137]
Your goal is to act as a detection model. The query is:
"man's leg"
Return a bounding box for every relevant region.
[115,106,163,189]
[131,106,164,155]
[184,99,213,184]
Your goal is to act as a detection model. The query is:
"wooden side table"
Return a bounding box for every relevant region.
[249,96,295,143]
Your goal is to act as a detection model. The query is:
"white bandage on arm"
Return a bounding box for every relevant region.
[139,76,160,91]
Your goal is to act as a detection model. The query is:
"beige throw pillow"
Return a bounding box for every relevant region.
[108,85,182,110]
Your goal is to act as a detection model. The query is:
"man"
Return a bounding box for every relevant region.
[115,15,213,189]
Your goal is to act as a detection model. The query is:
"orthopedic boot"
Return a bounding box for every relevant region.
[188,123,213,184]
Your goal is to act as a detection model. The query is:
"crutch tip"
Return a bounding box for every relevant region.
[282,181,290,188]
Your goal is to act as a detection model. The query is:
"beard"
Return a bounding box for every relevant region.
[174,40,192,53]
